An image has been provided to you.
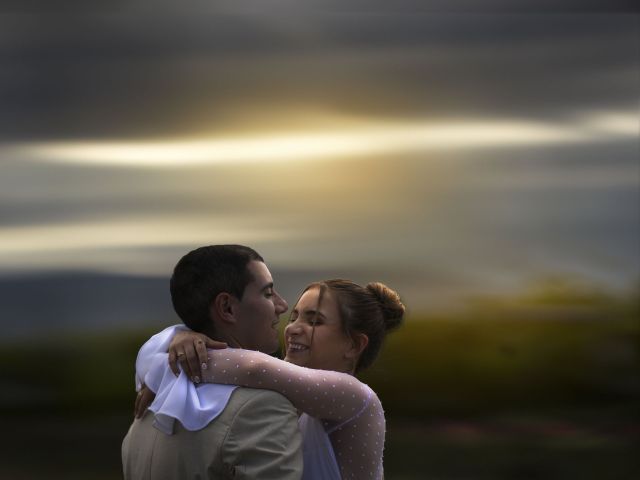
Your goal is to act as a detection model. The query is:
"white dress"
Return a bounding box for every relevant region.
[298,413,341,480]
[136,325,386,479]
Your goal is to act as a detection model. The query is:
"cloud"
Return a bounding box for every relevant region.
[0,5,637,301]
[5,110,635,168]
[0,11,636,140]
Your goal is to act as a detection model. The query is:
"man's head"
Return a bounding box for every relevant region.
[170,244,288,353]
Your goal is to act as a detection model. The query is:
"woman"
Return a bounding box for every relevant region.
[137,279,404,479]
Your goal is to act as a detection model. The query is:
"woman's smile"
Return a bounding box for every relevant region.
[286,341,309,354]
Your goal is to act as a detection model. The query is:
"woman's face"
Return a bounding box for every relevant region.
[283,286,354,373]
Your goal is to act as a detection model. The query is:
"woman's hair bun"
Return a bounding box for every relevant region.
[366,282,405,331]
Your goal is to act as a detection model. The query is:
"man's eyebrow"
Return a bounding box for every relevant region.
[260,282,274,292]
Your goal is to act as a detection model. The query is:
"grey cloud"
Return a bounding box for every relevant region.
[0,11,636,140]
[0,159,257,227]
[3,1,636,15]
[0,154,398,228]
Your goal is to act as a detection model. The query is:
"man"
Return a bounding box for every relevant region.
[122,245,303,479]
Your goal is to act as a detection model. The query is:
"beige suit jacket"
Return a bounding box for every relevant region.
[122,387,303,480]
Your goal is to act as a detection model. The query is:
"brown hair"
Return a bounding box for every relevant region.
[302,279,405,372]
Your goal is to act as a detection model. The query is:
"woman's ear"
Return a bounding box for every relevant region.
[210,292,237,325]
[345,333,369,360]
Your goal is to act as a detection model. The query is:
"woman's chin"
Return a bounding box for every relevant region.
[284,354,306,366]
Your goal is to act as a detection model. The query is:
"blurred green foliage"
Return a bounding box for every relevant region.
[363,279,639,417]
[0,328,156,414]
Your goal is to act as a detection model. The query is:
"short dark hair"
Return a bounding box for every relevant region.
[170,244,264,332]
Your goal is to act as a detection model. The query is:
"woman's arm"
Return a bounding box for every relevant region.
[202,348,375,423]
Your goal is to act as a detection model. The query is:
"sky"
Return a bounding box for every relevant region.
[0,2,638,311]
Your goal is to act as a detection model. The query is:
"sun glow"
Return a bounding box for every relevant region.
[8,112,637,168]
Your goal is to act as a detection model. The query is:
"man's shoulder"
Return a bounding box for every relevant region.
[224,387,296,417]
[191,387,299,460]
[149,387,294,438]
[123,387,303,480]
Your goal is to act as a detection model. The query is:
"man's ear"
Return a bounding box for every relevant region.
[345,333,369,360]
[210,292,238,325]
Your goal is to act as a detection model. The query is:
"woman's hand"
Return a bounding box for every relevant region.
[134,384,155,418]
[168,330,227,382]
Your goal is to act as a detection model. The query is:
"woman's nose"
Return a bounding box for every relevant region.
[284,320,302,336]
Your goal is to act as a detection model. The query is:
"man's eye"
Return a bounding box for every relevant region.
[264,290,274,298]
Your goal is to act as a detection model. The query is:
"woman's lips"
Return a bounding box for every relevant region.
[287,342,309,353]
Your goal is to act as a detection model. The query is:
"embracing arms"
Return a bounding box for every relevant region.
[134,326,386,479]
[201,348,374,424]
[135,326,375,426]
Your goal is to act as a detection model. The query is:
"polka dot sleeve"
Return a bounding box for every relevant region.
[203,348,386,479]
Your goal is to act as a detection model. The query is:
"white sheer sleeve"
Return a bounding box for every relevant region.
[203,349,369,422]
[203,348,386,479]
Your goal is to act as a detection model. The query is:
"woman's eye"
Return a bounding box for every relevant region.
[288,312,298,323]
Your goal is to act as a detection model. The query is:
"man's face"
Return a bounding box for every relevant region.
[232,260,288,353]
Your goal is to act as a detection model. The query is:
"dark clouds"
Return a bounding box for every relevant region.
[3,1,637,14]
[0,10,637,140]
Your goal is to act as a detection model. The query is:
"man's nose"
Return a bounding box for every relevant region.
[274,292,288,314]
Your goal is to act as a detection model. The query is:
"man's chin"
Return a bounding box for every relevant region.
[265,341,281,355]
